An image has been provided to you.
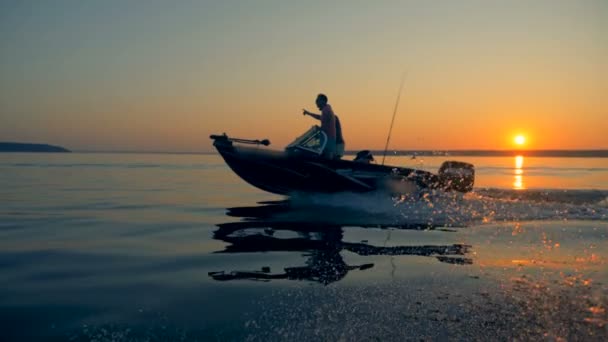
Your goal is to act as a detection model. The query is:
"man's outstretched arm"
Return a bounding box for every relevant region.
[302,109,321,120]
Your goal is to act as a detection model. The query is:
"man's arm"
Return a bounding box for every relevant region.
[303,109,322,120]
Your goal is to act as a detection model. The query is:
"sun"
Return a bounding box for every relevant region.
[514,135,526,146]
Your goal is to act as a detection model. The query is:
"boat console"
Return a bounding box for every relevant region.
[285,125,327,157]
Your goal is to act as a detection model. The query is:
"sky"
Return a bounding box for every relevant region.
[1,0,606,152]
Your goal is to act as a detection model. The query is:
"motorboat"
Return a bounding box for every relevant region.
[210,126,474,196]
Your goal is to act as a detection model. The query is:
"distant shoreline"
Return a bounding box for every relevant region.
[0,142,70,153]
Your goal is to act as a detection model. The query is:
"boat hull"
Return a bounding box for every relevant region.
[213,138,439,196]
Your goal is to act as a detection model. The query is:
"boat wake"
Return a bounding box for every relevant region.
[285,188,608,227]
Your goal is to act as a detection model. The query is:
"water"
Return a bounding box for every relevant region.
[1,153,607,341]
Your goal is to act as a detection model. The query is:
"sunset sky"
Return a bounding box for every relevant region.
[1,0,606,152]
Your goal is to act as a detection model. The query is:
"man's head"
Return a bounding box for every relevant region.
[316,93,328,110]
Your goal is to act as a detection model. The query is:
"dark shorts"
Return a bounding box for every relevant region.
[323,138,336,158]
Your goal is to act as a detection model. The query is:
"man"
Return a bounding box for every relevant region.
[303,94,345,159]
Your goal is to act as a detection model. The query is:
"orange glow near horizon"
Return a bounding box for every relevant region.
[0,2,606,152]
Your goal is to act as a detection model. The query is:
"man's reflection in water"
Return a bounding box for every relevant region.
[210,224,372,285]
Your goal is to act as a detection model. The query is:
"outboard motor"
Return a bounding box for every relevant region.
[438,161,475,193]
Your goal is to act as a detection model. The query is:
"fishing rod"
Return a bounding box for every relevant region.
[381,73,406,165]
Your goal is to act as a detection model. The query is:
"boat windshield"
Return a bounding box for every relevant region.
[285,125,327,155]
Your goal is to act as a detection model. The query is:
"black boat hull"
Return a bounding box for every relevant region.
[212,136,448,196]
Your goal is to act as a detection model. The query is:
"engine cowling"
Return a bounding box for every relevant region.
[438,161,475,193]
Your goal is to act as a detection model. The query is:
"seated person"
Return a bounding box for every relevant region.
[354,150,374,164]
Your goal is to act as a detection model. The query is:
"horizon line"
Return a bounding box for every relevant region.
[68,148,608,157]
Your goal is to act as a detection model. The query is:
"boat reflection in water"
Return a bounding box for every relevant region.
[209,201,472,285]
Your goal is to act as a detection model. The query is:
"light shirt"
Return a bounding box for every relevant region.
[321,104,336,140]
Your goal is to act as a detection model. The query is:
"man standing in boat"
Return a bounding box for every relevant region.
[303,94,345,159]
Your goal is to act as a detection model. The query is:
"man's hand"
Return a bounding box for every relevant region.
[302,109,310,116]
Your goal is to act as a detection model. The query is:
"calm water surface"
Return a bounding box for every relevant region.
[1,153,607,341]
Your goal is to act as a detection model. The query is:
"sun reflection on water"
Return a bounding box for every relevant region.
[513,155,525,190]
